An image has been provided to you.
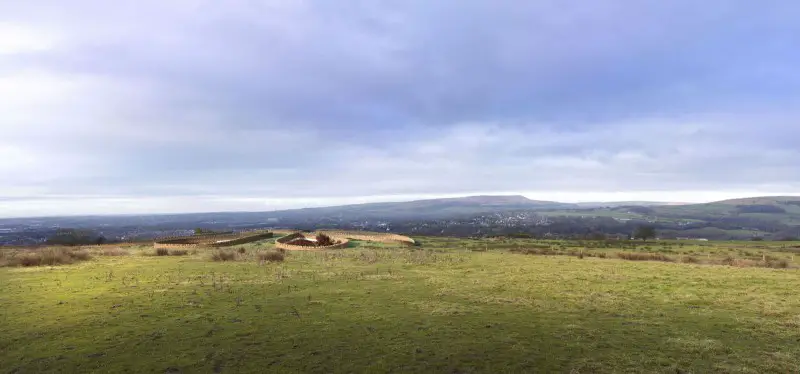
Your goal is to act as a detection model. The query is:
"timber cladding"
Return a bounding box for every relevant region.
[153,230,274,249]
[273,230,414,251]
[318,231,415,245]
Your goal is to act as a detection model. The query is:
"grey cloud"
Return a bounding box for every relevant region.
[1,1,800,215]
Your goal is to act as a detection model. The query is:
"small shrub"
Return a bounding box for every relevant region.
[238,247,246,254]
[17,252,43,267]
[169,249,188,256]
[596,252,608,259]
[510,248,555,256]
[102,247,129,256]
[156,248,169,256]
[258,251,285,263]
[316,233,335,247]
[69,249,92,261]
[765,258,789,269]
[681,256,699,264]
[720,256,737,266]
[4,248,93,267]
[41,249,72,266]
[616,252,673,262]
[211,250,237,262]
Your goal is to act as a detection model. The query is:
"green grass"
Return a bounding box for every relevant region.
[2,240,800,373]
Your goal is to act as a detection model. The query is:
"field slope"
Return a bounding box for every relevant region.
[2,241,800,373]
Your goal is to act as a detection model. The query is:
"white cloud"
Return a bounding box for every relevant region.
[0,23,59,54]
[0,1,799,216]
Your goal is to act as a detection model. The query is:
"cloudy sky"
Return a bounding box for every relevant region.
[2,1,799,217]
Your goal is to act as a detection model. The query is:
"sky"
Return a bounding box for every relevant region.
[2,1,800,217]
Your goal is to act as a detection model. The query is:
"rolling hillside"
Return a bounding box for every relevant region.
[267,195,576,220]
[536,196,800,239]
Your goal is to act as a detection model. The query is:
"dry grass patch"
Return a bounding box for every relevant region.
[719,256,790,269]
[258,251,285,263]
[211,250,237,262]
[1,247,93,267]
[680,255,699,264]
[616,252,673,262]
[101,247,130,256]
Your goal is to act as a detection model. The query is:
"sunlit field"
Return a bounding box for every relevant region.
[2,236,800,373]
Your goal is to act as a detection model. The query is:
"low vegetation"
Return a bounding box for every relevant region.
[101,247,130,256]
[210,249,237,261]
[0,247,93,267]
[258,250,285,263]
[2,235,800,372]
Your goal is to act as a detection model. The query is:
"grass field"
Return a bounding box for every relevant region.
[2,237,800,373]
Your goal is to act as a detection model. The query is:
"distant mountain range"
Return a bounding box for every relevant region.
[264,195,707,219]
[265,195,573,220]
[573,201,690,208]
[3,194,800,244]
[268,194,800,216]
[262,195,800,239]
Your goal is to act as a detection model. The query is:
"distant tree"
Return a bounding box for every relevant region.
[633,225,657,241]
[750,237,764,241]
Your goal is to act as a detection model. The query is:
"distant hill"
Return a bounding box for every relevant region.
[6,194,800,244]
[652,196,800,217]
[267,195,576,220]
[574,201,686,208]
[534,195,800,239]
[711,196,800,205]
[265,194,800,225]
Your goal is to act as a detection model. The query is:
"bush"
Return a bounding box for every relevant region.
[69,249,92,261]
[511,248,555,256]
[169,249,189,256]
[238,247,246,254]
[616,252,673,262]
[40,249,72,266]
[156,248,170,256]
[102,247,130,256]
[316,233,335,247]
[258,251,285,263]
[211,250,237,262]
[17,252,43,267]
[4,247,93,267]
[765,258,789,269]
[680,256,699,264]
[718,256,788,268]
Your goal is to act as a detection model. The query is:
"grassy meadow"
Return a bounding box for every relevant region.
[2,237,800,373]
